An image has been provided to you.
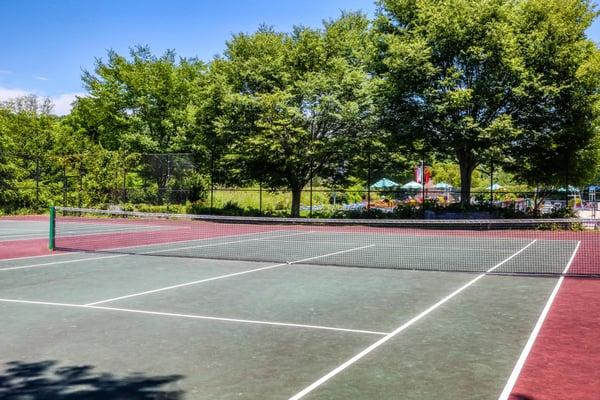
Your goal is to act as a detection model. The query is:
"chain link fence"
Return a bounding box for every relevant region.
[1,151,597,218]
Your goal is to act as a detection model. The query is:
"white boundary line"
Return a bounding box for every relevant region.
[85,244,375,306]
[287,240,538,400]
[0,253,131,272]
[497,240,581,400]
[0,231,311,272]
[0,251,83,262]
[0,298,387,336]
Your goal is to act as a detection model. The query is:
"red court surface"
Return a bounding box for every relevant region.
[0,238,52,260]
[509,278,600,400]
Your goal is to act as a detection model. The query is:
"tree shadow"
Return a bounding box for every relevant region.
[0,360,184,399]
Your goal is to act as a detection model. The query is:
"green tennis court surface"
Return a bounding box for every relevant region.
[0,215,583,399]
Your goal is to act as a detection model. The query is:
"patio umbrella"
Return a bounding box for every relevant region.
[487,183,503,191]
[557,185,579,192]
[434,182,452,190]
[370,178,399,189]
[402,181,423,190]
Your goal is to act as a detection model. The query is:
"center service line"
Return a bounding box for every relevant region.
[84,244,375,306]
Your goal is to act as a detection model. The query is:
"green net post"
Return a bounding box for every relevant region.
[49,206,56,250]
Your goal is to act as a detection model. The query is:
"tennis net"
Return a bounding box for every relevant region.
[50,206,600,277]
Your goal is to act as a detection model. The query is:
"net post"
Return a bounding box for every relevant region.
[49,206,56,250]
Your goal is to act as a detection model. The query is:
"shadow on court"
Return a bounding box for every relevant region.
[0,360,183,399]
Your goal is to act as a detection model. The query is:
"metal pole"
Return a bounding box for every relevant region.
[565,152,570,208]
[309,158,313,218]
[62,164,67,206]
[259,178,263,216]
[210,151,214,214]
[490,160,494,206]
[123,168,127,203]
[166,154,171,212]
[421,159,426,218]
[35,158,40,205]
[78,166,83,208]
[367,150,371,210]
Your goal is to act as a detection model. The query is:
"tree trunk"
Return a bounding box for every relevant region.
[457,150,477,206]
[291,186,303,218]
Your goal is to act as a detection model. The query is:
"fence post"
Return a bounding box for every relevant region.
[367,150,371,210]
[421,159,426,219]
[259,178,263,216]
[309,157,314,218]
[166,154,171,212]
[35,158,40,205]
[490,160,494,206]
[122,167,127,204]
[210,150,215,215]
[62,164,68,207]
[78,165,83,208]
[564,150,570,209]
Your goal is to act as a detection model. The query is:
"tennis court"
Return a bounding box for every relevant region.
[0,208,598,399]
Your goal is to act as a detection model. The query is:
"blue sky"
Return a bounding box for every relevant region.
[0,0,598,115]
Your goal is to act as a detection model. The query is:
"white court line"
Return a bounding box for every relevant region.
[85,244,375,306]
[0,231,310,272]
[0,298,386,336]
[497,241,581,400]
[287,240,538,400]
[0,254,130,272]
[0,251,83,263]
[0,233,48,239]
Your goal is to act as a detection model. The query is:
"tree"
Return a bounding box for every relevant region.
[216,14,375,217]
[68,47,208,202]
[71,46,206,153]
[505,0,600,210]
[0,96,64,210]
[375,0,526,204]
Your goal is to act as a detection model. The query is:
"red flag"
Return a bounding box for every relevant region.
[424,167,432,185]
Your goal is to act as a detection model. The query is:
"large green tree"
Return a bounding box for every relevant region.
[374,0,599,204]
[69,47,209,200]
[375,0,525,204]
[71,46,206,153]
[216,13,375,216]
[505,0,600,198]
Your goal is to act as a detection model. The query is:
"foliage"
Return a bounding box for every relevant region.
[505,0,600,189]
[0,4,598,219]
[70,46,206,154]
[215,14,376,216]
[374,0,600,204]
